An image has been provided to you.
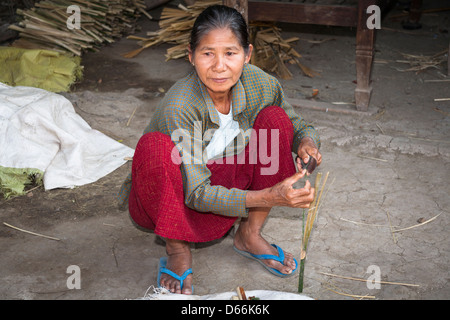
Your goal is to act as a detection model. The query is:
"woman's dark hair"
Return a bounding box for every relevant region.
[189,5,250,54]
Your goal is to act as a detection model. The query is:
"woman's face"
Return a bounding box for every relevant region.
[189,28,252,100]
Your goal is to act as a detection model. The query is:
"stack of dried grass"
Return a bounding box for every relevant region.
[395,49,448,73]
[124,0,317,79]
[9,0,147,56]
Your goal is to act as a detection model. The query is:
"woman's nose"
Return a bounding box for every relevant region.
[213,55,226,72]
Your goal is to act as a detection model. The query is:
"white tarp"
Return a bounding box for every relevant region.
[138,286,313,300]
[0,82,134,192]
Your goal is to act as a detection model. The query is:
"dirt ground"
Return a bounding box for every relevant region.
[1,2,449,301]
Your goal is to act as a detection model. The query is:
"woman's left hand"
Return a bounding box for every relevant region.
[296,137,322,174]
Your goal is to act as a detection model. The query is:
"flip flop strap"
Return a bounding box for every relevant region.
[248,244,284,263]
[160,267,193,290]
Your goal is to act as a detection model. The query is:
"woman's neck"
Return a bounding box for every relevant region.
[209,90,232,115]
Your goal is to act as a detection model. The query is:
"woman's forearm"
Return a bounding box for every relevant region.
[245,188,273,208]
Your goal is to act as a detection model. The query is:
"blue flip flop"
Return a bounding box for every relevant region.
[157,257,194,293]
[233,244,298,278]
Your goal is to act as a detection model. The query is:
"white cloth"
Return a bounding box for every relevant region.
[0,83,134,190]
[205,104,240,160]
[138,286,313,300]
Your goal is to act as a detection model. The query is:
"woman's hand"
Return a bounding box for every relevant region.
[268,171,315,208]
[246,171,315,209]
[296,137,322,174]
[245,137,321,209]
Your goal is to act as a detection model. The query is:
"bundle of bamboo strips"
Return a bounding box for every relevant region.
[298,171,330,293]
[124,0,317,79]
[9,0,146,56]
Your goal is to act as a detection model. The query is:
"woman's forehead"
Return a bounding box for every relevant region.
[196,28,242,49]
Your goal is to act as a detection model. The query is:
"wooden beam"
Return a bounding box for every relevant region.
[247,1,358,27]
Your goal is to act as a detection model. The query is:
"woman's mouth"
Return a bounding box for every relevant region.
[211,78,228,83]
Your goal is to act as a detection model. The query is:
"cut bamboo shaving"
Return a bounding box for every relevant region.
[339,217,393,228]
[320,272,419,287]
[322,283,376,299]
[339,212,442,233]
[3,222,61,241]
[357,154,388,162]
[126,105,139,126]
[392,212,441,233]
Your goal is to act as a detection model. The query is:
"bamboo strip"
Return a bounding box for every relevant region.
[322,285,376,299]
[320,272,419,287]
[3,222,61,241]
[392,213,441,233]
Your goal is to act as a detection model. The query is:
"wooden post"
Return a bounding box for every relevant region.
[223,0,248,24]
[403,0,423,29]
[355,0,375,111]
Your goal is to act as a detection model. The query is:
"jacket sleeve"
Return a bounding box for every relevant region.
[271,77,321,153]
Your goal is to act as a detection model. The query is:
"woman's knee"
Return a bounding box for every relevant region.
[254,106,293,133]
[134,132,181,167]
[253,106,294,146]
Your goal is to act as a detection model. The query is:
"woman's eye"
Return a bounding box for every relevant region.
[226,52,235,56]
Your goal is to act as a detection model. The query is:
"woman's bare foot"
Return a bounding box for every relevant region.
[160,239,193,294]
[233,218,297,275]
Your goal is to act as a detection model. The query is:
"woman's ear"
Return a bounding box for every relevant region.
[245,44,253,64]
[188,44,193,65]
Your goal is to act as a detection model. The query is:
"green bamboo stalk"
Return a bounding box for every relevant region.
[298,172,329,293]
[298,258,306,292]
[298,208,306,292]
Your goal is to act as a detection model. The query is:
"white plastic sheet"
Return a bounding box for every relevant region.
[0,83,134,191]
[139,286,313,300]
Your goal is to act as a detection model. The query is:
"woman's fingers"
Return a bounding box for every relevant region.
[289,180,314,208]
[297,137,322,169]
[272,173,315,208]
